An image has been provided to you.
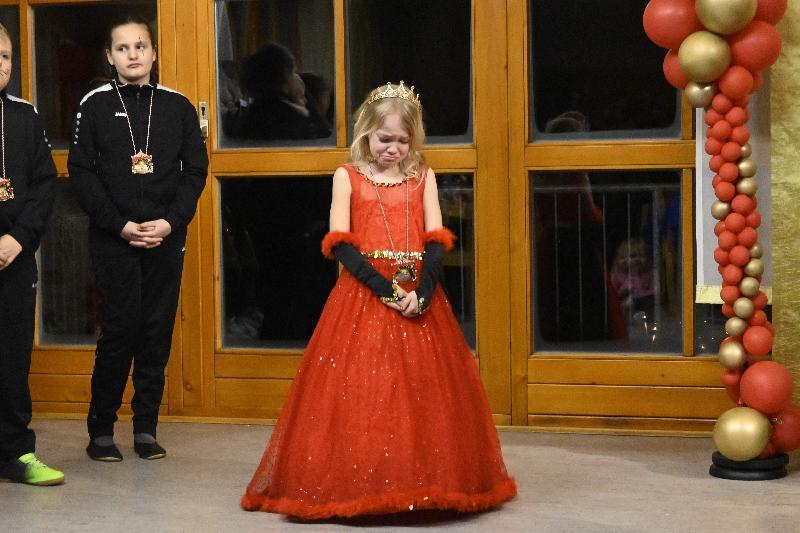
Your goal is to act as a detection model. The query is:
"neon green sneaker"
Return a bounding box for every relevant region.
[18,453,65,486]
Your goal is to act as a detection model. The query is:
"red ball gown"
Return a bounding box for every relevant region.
[241,164,516,518]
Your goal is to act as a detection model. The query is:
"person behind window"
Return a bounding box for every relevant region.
[0,22,64,486]
[241,82,516,519]
[68,15,208,463]
[239,42,328,141]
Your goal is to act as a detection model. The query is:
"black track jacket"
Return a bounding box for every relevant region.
[0,91,57,253]
[67,80,208,239]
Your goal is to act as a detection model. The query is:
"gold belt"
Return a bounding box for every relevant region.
[362,250,424,260]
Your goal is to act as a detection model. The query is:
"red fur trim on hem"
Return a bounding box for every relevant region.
[423,228,457,252]
[241,477,516,519]
[321,231,362,259]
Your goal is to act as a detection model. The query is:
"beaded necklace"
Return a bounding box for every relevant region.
[366,163,415,283]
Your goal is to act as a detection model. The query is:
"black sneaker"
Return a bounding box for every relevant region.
[86,441,123,462]
[0,458,27,483]
[134,441,166,460]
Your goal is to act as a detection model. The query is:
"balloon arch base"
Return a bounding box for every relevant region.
[709,451,789,481]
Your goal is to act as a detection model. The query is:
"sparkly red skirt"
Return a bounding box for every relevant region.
[241,264,516,519]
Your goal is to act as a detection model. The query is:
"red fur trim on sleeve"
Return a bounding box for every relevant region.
[321,231,361,259]
[423,228,457,252]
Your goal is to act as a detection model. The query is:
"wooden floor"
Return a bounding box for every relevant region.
[1,419,798,532]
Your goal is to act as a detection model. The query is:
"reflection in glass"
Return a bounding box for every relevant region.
[220,173,475,349]
[529,0,680,140]
[33,1,157,149]
[531,170,682,353]
[694,304,772,355]
[215,0,334,147]
[348,0,471,143]
[0,7,21,98]
[38,181,98,345]
[438,174,475,348]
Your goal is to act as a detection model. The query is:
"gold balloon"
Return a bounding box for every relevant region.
[696,0,758,35]
[736,178,758,196]
[733,297,754,319]
[685,81,717,108]
[711,201,731,220]
[678,31,732,83]
[738,158,758,178]
[740,143,752,158]
[750,242,763,259]
[719,340,746,369]
[713,407,771,461]
[744,258,765,277]
[739,276,760,297]
[725,317,748,337]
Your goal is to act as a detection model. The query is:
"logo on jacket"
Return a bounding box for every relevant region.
[115,112,128,118]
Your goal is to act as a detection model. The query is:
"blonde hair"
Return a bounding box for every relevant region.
[0,23,11,46]
[350,84,426,176]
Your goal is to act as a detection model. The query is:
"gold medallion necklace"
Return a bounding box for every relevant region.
[113,79,155,174]
[367,164,415,284]
[0,97,13,201]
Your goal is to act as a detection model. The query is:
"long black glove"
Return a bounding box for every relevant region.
[414,241,445,313]
[333,243,396,299]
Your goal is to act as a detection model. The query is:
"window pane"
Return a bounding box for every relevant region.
[38,181,98,345]
[438,174,475,348]
[0,7,21,98]
[215,0,335,147]
[220,177,337,349]
[348,0,471,143]
[531,170,682,353]
[219,173,476,349]
[529,0,680,141]
[33,1,157,149]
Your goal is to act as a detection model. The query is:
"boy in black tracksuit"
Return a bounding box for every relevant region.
[0,26,63,484]
[68,18,208,461]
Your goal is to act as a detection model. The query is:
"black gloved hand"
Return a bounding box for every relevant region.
[333,243,396,299]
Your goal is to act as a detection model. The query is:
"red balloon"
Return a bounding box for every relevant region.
[714,221,727,236]
[715,181,736,201]
[709,120,733,141]
[758,441,777,459]
[643,0,702,49]
[740,361,794,415]
[733,95,751,108]
[725,212,747,233]
[732,194,755,215]
[730,21,782,72]
[712,175,723,188]
[718,231,738,250]
[710,155,725,173]
[748,310,768,326]
[731,125,751,145]
[743,325,773,356]
[720,142,741,161]
[754,0,788,25]
[705,138,724,155]
[746,211,762,228]
[722,303,736,318]
[738,227,758,247]
[720,285,740,304]
[711,93,733,114]
[771,404,800,453]
[721,370,742,387]
[725,107,748,127]
[719,66,754,100]
[751,71,765,93]
[705,109,725,126]
[752,290,769,310]
[714,247,730,266]
[719,162,739,182]
[721,264,744,285]
[663,49,690,90]
[729,245,751,266]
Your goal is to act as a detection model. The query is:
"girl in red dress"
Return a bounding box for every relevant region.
[241,82,516,519]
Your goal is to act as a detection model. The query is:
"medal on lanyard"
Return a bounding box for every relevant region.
[114,80,155,174]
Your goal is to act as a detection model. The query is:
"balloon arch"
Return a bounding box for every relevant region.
[643,0,798,476]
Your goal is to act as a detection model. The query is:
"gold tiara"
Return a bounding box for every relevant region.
[366,81,422,109]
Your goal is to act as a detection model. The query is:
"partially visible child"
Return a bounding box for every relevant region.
[0,23,63,486]
[611,238,655,313]
[241,82,516,519]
